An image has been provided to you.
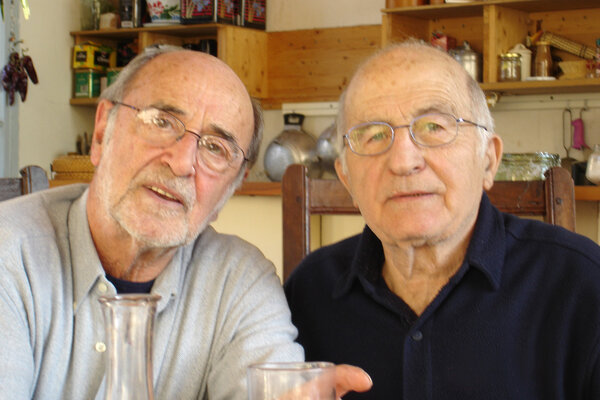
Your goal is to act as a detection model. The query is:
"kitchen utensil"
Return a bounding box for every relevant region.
[315,123,339,174]
[448,41,481,82]
[586,144,600,184]
[263,113,321,182]
[572,107,589,150]
[562,108,577,171]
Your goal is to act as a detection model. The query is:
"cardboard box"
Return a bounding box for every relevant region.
[73,42,116,71]
[242,0,265,30]
[180,0,241,25]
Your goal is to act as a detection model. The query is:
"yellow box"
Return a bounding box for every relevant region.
[73,42,116,71]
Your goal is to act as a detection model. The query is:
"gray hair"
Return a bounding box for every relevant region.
[336,40,494,170]
[100,45,263,179]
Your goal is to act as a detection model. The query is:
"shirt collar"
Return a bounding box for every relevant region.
[69,188,106,312]
[333,192,506,297]
[69,188,189,314]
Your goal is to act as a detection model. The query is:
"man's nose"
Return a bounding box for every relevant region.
[385,126,426,175]
[162,133,198,177]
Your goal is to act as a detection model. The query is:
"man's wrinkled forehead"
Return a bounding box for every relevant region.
[345,46,469,109]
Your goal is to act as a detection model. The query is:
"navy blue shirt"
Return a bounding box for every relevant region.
[285,193,600,400]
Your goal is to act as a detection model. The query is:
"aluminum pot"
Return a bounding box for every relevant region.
[263,113,321,182]
[315,123,339,174]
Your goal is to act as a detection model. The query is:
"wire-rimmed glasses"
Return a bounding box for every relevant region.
[344,112,488,156]
[112,101,249,173]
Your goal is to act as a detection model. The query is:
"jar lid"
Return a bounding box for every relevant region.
[537,41,550,45]
[500,53,521,59]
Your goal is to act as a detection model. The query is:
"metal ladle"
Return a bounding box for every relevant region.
[562,108,576,171]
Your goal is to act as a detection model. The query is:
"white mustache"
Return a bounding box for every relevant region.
[131,166,196,211]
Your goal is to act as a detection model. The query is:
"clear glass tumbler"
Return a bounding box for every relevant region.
[247,362,336,400]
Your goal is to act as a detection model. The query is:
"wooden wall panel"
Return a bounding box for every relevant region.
[218,25,268,98]
[266,25,381,107]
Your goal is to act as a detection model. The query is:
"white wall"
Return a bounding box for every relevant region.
[17,0,95,172]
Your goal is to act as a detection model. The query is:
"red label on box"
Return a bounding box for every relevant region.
[244,0,265,25]
[181,0,214,20]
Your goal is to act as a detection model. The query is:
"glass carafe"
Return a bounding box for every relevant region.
[99,294,161,400]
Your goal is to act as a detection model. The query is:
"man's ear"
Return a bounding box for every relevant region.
[334,156,359,208]
[482,134,503,191]
[89,99,113,167]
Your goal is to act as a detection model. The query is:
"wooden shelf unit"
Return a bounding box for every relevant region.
[70,24,381,109]
[382,0,600,96]
[72,24,268,99]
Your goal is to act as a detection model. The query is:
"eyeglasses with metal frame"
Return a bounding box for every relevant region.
[344,112,488,156]
[112,101,250,173]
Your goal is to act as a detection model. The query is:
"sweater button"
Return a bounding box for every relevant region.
[411,331,423,341]
[95,342,106,353]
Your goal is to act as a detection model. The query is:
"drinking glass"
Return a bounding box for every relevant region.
[247,362,335,400]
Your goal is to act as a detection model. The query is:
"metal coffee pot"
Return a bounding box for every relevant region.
[449,41,481,82]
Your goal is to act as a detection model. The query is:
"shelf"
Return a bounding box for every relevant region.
[72,76,600,108]
[50,178,281,197]
[70,98,98,107]
[71,23,226,39]
[574,186,600,201]
[382,0,600,18]
[236,181,281,196]
[481,78,600,96]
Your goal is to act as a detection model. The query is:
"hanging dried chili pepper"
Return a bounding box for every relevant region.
[1,50,38,105]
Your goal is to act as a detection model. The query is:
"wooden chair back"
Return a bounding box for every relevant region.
[282,164,575,281]
[0,165,49,202]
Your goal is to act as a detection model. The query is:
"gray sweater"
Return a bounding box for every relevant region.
[0,184,303,399]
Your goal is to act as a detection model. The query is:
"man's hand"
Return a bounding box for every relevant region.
[335,364,372,398]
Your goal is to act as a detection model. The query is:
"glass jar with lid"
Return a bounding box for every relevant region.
[498,53,522,82]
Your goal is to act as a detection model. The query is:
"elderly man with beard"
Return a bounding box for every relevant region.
[285,40,600,399]
[0,46,371,399]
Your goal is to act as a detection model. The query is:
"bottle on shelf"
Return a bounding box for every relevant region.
[534,41,552,77]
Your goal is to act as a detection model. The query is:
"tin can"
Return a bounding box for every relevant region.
[74,69,101,98]
[498,53,521,82]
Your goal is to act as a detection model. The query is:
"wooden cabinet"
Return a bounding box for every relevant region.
[71,23,267,101]
[70,24,381,109]
[382,0,600,95]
